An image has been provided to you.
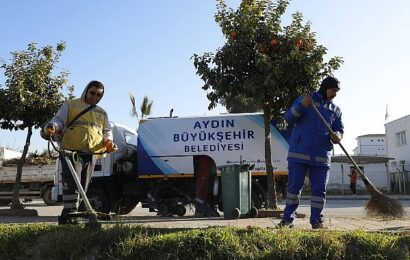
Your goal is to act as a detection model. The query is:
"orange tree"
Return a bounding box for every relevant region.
[0,42,73,210]
[193,0,342,209]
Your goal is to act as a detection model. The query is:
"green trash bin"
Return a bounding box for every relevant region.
[219,164,258,219]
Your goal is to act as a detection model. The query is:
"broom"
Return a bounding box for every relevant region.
[311,104,404,218]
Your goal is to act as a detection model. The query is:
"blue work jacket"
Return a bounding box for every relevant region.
[284,92,344,166]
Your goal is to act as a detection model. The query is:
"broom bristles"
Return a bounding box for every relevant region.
[364,181,405,218]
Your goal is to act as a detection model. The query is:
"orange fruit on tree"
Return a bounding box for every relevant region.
[257,43,267,53]
[295,39,303,49]
[270,39,279,47]
[230,31,238,40]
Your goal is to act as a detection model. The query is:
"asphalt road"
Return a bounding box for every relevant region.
[0,199,378,217]
[5,198,409,217]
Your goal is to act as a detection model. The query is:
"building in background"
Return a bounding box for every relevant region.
[326,115,410,195]
[0,147,22,161]
[328,134,391,194]
[385,115,410,194]
[353,134,387,156]
[0,147,22,168]
[329,155,390,194]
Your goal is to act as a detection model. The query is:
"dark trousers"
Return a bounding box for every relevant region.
[60,153,96,216]
[350,182,357,195]
[283,162,329,225]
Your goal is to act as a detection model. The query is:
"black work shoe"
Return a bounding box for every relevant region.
[311,223,326,230]
[276,220,294,228]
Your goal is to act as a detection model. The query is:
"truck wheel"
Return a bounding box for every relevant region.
[0,199,11,206]
[115,199,139,215]
[42,188,57,206]
[176,204,187,217]
[87,188,110,213]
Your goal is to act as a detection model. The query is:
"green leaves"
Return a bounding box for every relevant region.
[140,95,153,119]
[129,93,153,120]
[194,0,343,118]
[0,42,72,131]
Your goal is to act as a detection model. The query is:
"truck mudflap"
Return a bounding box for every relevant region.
[51,185,61,202]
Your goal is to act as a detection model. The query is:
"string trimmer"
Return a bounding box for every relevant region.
[48,137,113,228]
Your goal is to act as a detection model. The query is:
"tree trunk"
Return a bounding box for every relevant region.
[263,107,277,209]
[11,126,32,210]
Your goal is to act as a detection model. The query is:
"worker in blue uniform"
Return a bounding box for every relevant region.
[277,76,344,229]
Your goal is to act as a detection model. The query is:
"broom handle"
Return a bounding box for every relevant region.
[310,104,370,182]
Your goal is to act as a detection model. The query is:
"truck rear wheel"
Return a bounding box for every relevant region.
[42,187,57,206]
[176,204,187,217]
[114,198,139,215]
[86,188,110,214]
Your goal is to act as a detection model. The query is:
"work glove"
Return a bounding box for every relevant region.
[45,123,56,136]
[330,131,342,144]
[105,140,117,153]
[301,94,313,108]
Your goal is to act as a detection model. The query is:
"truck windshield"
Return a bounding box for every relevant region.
[124,132,138,147]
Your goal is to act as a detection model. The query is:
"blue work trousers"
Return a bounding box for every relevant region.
[283,161,329,225]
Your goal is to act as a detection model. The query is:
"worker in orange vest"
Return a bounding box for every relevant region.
[348,167,358,195]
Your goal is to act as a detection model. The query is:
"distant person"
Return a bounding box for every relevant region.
[277,76,344,229]
[348,168,358,195]
[44,80,116,225]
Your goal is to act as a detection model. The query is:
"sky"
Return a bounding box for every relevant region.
[0,0,409,156]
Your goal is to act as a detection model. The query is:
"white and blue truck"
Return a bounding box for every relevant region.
[52,113,289,216]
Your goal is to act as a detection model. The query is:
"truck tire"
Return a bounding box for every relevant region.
[86,188,111,214]
[114,199,139,215]
[0,199,11,206]
[42,187,57,206]
[176,204,187,217]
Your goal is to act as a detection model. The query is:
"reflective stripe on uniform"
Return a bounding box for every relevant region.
[311,195,325,209]
[286,198,299,205]
[288,152,310,160]
[289,152,330,164]
[290,107,301,117]
[315,156,329,163]
[286,192,299,205]
[311,202,324,209]
[311,195,325,203]
[287,193,299,199]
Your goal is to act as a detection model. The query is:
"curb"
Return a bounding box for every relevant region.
[300,195,410,201]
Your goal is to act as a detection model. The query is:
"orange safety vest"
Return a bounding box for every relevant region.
[350,172,357,183]
[61,99,107,153]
